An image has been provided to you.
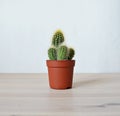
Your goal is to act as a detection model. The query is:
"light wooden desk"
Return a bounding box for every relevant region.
[0,73,120,116]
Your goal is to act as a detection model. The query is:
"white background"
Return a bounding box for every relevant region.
[0,0,120,73]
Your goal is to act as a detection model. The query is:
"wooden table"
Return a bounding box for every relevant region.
[0,73,120,116]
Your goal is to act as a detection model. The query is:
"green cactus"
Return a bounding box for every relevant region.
[52,30,64,47]
[68,48,75,60]
[48,47,57,60]
[57,45,68,60]
[48,29,75,60]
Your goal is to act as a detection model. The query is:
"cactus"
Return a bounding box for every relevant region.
[48,48,57,60]
[68,48,75,60]
[52,30,64,47]
[57,45,68,60]
[48,29,75,60]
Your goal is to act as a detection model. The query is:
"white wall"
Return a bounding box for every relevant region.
[0,0,120,73]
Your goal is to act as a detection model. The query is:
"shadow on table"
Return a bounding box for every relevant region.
[73,78,106,88]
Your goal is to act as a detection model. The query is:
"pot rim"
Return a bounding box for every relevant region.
[46,60,75,67]
[46,60,75,61]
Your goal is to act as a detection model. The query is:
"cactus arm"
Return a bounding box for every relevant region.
[52,30,64,47]
[57,45,68,60]
[48,48,57,60]
[68,48,75,60]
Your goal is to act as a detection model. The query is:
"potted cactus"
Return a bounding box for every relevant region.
[46,30,75,89]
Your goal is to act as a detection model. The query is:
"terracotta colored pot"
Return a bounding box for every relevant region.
[46,60,75,89]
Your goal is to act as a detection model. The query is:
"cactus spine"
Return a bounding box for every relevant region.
[48,30,75,60]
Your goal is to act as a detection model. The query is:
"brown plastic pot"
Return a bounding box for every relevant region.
[46,60,75,89]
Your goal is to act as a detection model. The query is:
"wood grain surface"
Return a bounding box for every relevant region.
[0,73,120,116]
